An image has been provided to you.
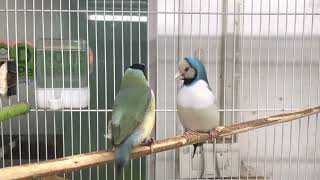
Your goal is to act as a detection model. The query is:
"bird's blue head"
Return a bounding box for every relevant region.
[176,56,209,86]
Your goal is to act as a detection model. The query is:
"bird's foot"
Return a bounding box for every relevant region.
[141,137,155,153]
[208,130,218,140]
[209,126,225,140]
[142,137,155,145]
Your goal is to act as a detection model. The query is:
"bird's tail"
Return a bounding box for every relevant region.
[115,161,125,179]
[193,142,220,178]
[192,143,206,178]
[192,143,203,158]
[115,139,135,179]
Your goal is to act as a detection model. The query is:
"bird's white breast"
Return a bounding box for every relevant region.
[177,80,219,132]
[177,80,215,109]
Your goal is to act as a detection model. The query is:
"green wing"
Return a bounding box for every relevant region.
[111,86,151,145]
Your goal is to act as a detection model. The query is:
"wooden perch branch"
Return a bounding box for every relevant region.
[1,106,320,180]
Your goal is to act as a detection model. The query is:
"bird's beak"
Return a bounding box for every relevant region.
[175,72,184,81]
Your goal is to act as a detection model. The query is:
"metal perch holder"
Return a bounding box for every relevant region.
[0,105,319,180]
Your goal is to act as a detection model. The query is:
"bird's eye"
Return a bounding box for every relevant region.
[185,67,189,72]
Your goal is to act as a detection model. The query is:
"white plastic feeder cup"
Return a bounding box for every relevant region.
[48,98,63,111]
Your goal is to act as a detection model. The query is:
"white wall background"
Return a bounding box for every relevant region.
[157,0,320,36]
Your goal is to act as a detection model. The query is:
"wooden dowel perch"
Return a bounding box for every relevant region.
[1,106,320,180]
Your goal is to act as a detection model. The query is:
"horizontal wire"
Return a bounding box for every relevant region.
[1,9,320,15]
[29,108,301,112]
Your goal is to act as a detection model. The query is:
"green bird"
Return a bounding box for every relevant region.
[109,63,155,178]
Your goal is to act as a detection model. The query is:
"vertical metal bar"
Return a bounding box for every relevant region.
[85,0,92,178]
[177,1,183,179]
[155,0,159,178]
[59,0,66,177]
[147,0,150,84]
[33,0,40,163]
[68,1,74,179]
[112,0,116,105]
[197,1,201,178]
[305,115,310,180]
[3,0,10,168]
[146,0,150,178]
[23,0,31,164]
[280,1,289,179]
[318,23,320,180]
[231,0,237,179]
[130,0,133,179]
[138,1,141,64]
[0,106,3,166]
[215,0,219,101]
[138,0,142,179]
[76,0,83,178]
[130,0,133,68]
[265,0,271,179]
[309,1,316,178]
[104,1,109,179]
[190,0,193,53]
[214,0,219,179]
[164,0,168,179]
[206,0,210,179]
[173,0,177,178]
[205,138,208,180]
[297,0,306,179]
[247,0,254,179]
[207,0,210,80]
[121,1,124,180]
[50,0,56,162]
[14,0,21,166]
[112,0,116,179]
[272,0,280,179]
[179,0,183,91]
[288,0,298,178]
[296,117,302,180]
[67,1,74,178]
[248,0,253,106]
[308,1,314,109]
[199,0,202,60]
[222,0,228,178]
[256,0,263,179]
[305,1,314,179]
[41,0,48,162]
[138,0,141,63]
[103,0,108,178]
[314,113,319,180]
[189,0,193,178]
[164,0,167,179]
[121,0,124,77]
[239,0,245,179]
[94,0,100,178]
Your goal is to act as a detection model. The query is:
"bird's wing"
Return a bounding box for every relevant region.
[111,86,151,145]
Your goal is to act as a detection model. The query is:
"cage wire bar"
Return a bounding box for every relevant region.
[0,0,319,180]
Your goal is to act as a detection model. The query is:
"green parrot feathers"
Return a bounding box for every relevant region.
[111,68,152,145]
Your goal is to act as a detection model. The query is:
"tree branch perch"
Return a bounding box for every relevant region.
[0,106,319,180]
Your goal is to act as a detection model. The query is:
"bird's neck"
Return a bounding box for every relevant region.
[183,75,209,87]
